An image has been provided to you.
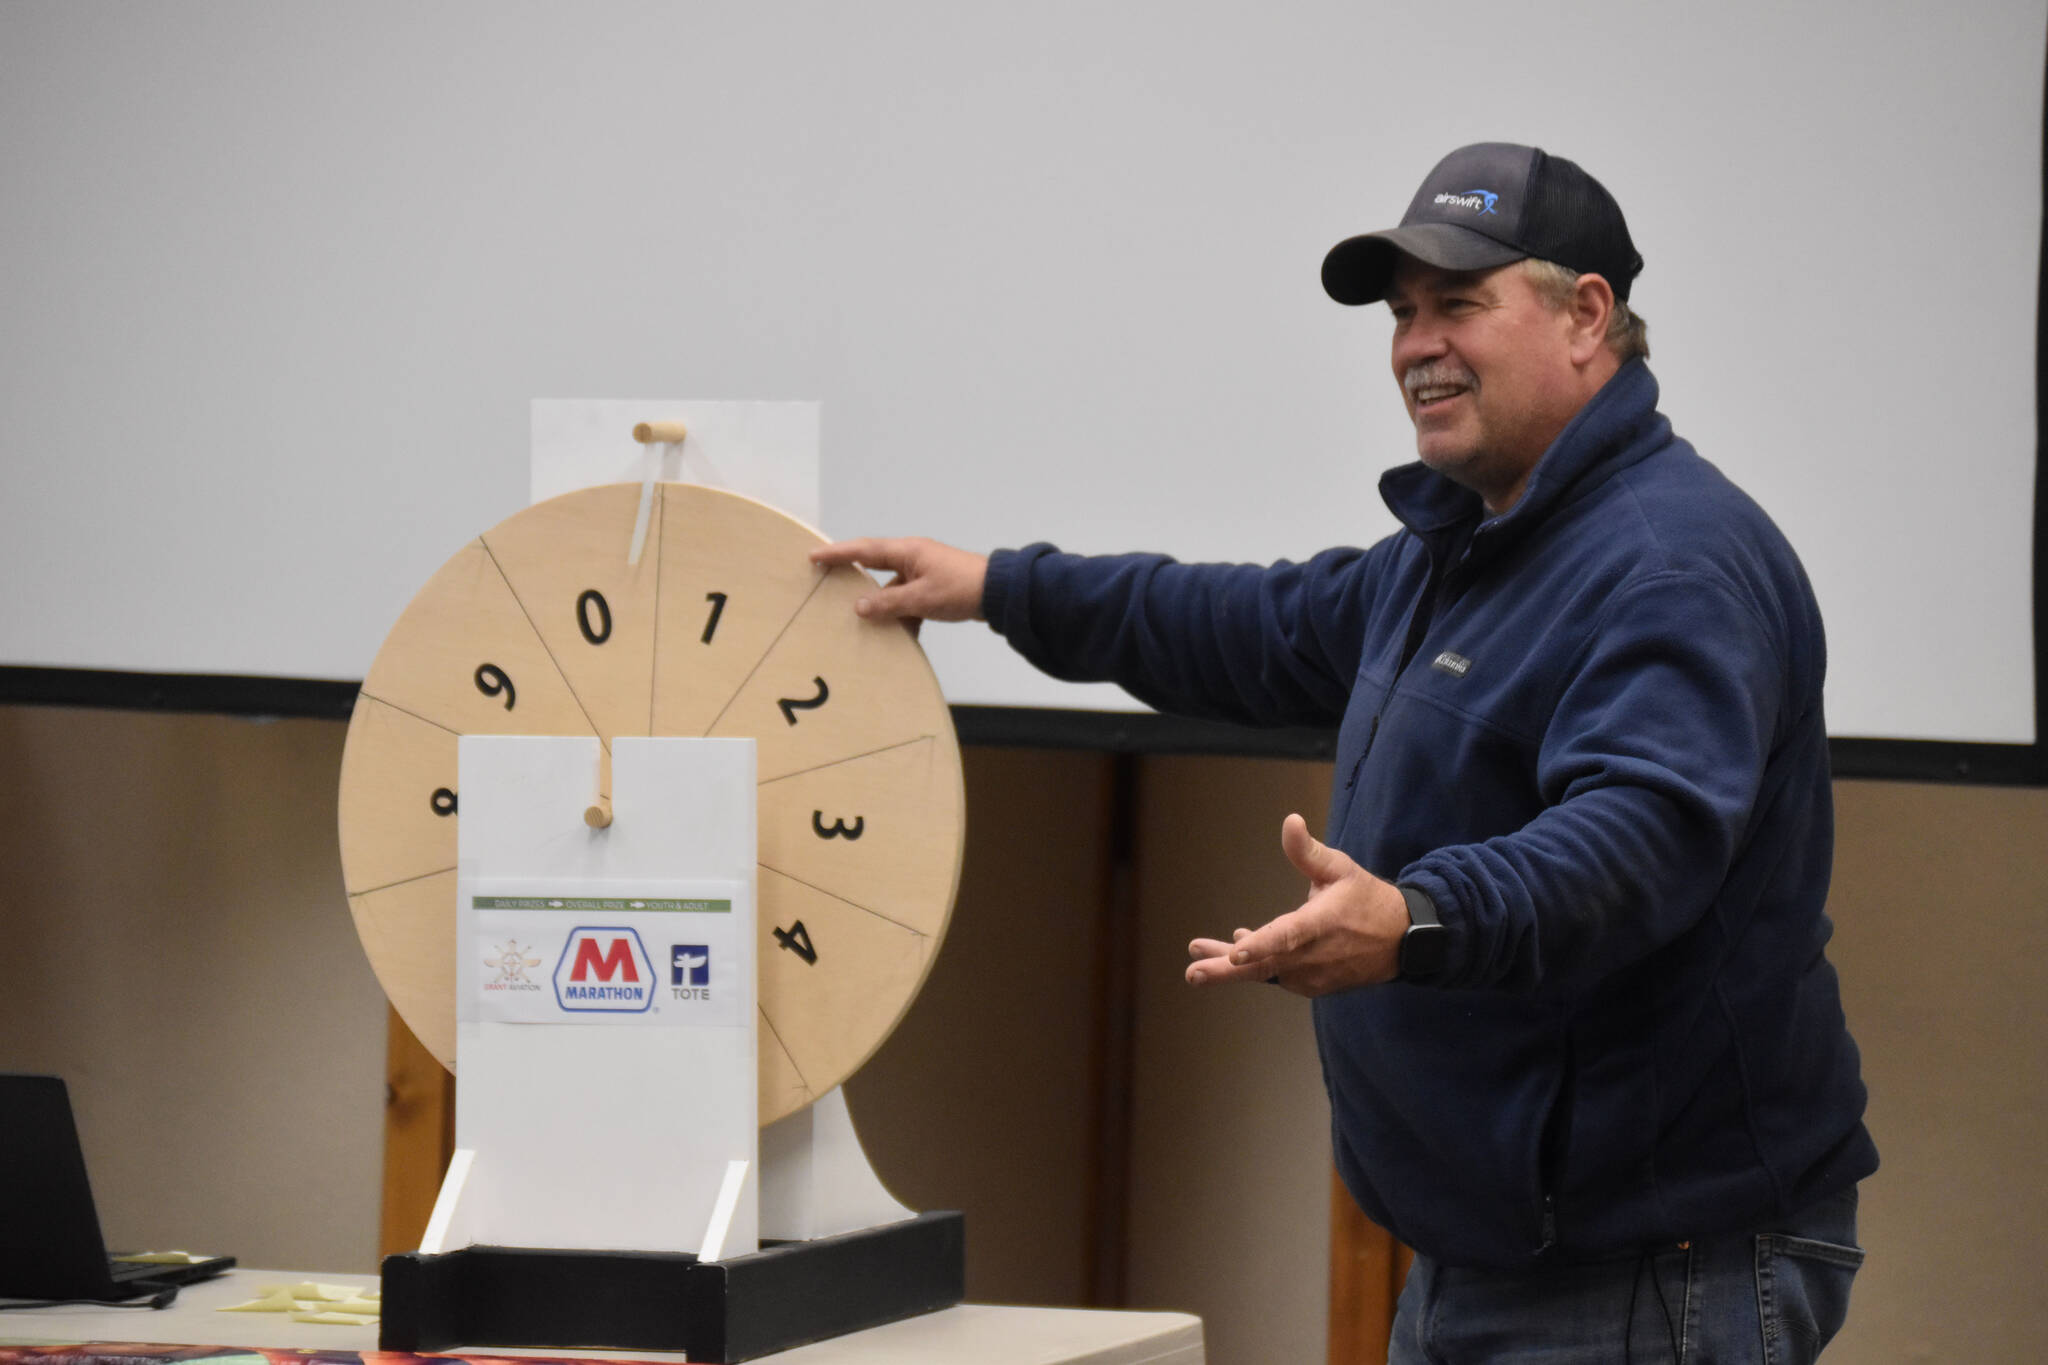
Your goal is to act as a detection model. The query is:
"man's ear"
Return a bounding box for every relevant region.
[1568,273,1616,365]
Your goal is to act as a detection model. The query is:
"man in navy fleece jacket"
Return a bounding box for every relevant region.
[813,143,1875,1363]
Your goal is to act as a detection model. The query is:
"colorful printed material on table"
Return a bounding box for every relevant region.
[217,1281,380,1324]
[0,1347,685,1365]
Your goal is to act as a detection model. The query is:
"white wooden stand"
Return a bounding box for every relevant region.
[761,1085,913,1242]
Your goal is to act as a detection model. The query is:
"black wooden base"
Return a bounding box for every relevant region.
[378,1211,965,1363]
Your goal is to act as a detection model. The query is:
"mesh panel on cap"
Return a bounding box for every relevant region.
[1524,150,1643,300]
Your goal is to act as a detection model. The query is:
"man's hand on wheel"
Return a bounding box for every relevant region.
[810,537,989,627]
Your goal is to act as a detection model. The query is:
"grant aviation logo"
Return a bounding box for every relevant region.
[484,940,544,991]
[671,944,711,1001]
[553,927,656,1013]
[1433,188,1498,215]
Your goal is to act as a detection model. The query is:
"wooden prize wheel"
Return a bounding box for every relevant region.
[338,481,966,1125]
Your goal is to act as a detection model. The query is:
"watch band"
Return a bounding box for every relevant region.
[1396,884,1449,980]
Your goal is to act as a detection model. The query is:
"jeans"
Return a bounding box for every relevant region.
[1386,1188,1863,1364]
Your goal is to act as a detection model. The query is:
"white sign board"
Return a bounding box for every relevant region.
[450,734,760,1256]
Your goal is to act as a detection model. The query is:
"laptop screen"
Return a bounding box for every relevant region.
[0,1073,129,1300]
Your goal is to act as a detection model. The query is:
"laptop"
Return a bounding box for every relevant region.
[0,1074,235,1301]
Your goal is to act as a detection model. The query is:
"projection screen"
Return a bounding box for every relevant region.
[1,2,2041,762]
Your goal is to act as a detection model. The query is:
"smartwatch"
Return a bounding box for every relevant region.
[1396,885,1449,980]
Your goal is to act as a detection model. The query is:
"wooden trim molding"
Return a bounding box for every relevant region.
[379,1005,456,1259]
[1327,1166,1412,1364]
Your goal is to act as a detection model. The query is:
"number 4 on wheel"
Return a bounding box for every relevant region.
[773,921,819,965]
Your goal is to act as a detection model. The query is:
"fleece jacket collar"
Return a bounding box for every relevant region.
[1377,359,1670,567]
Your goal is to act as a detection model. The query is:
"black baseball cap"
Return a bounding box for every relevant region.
[1322,142,1643,305]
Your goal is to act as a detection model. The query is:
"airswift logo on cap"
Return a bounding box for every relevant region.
[1433,189,1499,215]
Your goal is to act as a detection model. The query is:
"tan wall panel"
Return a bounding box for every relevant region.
[1823,779,2048,1364]
[846,745,1114,1306]
[1124,755,1336,1365]
[4,697,2041,1365]
[0,705,386,1273]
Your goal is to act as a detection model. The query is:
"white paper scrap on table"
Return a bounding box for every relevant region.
[531,400,822,530]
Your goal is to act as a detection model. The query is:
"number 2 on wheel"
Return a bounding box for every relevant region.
[778,676,830,725]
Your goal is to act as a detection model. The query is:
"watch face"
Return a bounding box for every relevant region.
[338,482,965,1125]
[1398,924,1451,980]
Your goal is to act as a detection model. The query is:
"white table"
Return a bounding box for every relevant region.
[2,1269,1204,1365]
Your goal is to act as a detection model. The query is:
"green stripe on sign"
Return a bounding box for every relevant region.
[471,897,732,913]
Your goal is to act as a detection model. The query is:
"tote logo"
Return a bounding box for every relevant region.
[553,927,655,1012]
[672,944,712,1001]
[672,945,710,986]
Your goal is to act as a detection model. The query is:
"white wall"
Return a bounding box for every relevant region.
[3,1,2042,742]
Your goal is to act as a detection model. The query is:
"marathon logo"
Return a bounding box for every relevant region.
[553,927,655,1013]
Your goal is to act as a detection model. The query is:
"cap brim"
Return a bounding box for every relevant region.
[1321,224,1528,305]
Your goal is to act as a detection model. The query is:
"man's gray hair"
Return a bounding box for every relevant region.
[1521,258,1649,362]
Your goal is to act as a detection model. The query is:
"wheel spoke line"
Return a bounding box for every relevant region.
[700,571,830,736]
[758,863,928,937]
[356,690,463,738]
[758,1004,813,1096]
[756,733,936,786]
[479,535,607,749]
[349,864,458,898]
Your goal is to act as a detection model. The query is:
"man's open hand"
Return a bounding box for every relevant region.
[809,537,989,626]
[1186,814,1410,996]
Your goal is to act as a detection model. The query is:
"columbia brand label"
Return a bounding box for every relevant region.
[553,927,656,1012]
[1431,651,1473,677]
[1433,189,1498,214]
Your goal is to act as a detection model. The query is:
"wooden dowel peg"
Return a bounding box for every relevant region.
[585,744,614,828]
[633,421,688,444]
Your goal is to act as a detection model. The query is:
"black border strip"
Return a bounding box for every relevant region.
[951,704,1338,760]
[1829,738,2041,787]
[2,667,2040,785]
[2031,23,2048,787]
[0,665,360,720]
